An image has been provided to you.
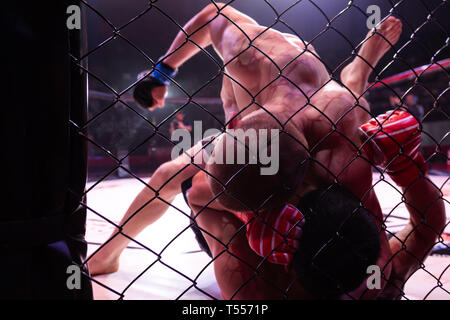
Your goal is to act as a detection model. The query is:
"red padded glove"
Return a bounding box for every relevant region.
[234,204,305,266]
[359,110,427,187]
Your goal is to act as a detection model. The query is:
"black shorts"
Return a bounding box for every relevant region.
[180,133,222,258]
[181,176,212,258]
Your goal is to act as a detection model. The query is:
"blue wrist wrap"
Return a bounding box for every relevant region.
[151,63,177,86]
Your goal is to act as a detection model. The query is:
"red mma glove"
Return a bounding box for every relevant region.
[359,110,427,187]
[234,204,305,266]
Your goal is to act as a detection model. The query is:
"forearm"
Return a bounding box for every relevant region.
[389,177,446,279]
[162,4,219,68]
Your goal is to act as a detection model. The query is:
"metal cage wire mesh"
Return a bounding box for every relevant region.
[69,0,449,300]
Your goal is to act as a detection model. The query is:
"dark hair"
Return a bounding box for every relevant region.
[206,112,309,212]
[292,184,381,299]
[132,76,164,109]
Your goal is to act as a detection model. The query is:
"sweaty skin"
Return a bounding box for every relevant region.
[89,4,445,300]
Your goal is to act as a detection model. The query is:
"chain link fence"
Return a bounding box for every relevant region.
[70,0,449,299]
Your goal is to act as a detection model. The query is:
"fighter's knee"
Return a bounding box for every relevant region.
[152,161,179,193]
[186,181,207,208]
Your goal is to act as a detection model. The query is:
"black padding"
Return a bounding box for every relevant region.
[1,1,92,299]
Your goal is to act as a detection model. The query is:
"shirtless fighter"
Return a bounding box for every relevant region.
[89,3,446,299]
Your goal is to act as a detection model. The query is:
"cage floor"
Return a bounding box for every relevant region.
[86,173,450,300]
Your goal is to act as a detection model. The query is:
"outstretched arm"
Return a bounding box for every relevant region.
[162,3,257,68]
[360,110,446,298]
[134,3,221,110]
[136,3,255,109]
[340,16,403,96]
[391,178,446,280]
[134,4,224,109]
[378,178,446,300]
[161,4,219,69]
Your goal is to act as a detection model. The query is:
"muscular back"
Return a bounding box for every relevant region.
[209,6,329,117]
[209,5,376,209]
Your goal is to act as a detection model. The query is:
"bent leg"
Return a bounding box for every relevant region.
[341,16,402,96]
[88,142,205,276]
